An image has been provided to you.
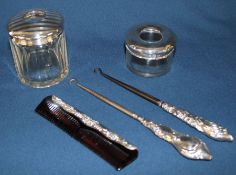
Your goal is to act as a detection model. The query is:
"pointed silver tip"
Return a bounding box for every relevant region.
[199,143,213,161]
[198,142,213,161]
[226,134,234,142]
[213,133,234,142]
[175,136,213,161]
[206,154,213,161]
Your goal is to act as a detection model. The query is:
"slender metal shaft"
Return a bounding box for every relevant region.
[70,79,136,119]
[70,78,212,160]
[94,68,233,142]
[94,68,162,106]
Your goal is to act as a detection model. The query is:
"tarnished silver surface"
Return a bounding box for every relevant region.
[94,68,234,142]
[125,23,176,77]
[70,79,213,160]
[160,102,234,142]
[51,95,137,151]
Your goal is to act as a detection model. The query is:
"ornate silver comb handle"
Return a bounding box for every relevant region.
[94,68,233,142]
[70,78,212,160]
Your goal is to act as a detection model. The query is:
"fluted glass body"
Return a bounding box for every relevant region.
[8,9,69,88]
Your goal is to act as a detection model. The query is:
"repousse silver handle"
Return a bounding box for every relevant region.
[70,78,213,160]
[131,113,212,160]
[160,102,233,142]
[94,68,233,142]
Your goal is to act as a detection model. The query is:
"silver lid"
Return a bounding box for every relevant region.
[125,24,176,60]
[8,9,64,46]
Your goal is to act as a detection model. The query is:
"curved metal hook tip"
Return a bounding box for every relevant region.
[94,67,103,74]
[69,78,79,85]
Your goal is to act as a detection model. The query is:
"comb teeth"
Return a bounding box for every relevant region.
[47,101,81,127]
[35,95,138,170]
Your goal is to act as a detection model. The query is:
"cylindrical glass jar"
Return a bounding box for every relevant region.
[8,9,69,88]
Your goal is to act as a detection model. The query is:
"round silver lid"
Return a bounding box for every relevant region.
[8,9,64,46]
[125,24,176,60]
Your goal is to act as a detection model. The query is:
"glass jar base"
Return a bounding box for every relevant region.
[19,70,68,88]
[127,64,170,77]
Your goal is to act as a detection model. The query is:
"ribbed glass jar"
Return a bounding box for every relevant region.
[8,9,69,88]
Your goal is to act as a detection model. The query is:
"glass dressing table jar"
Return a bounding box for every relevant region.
[8,9,69,88]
